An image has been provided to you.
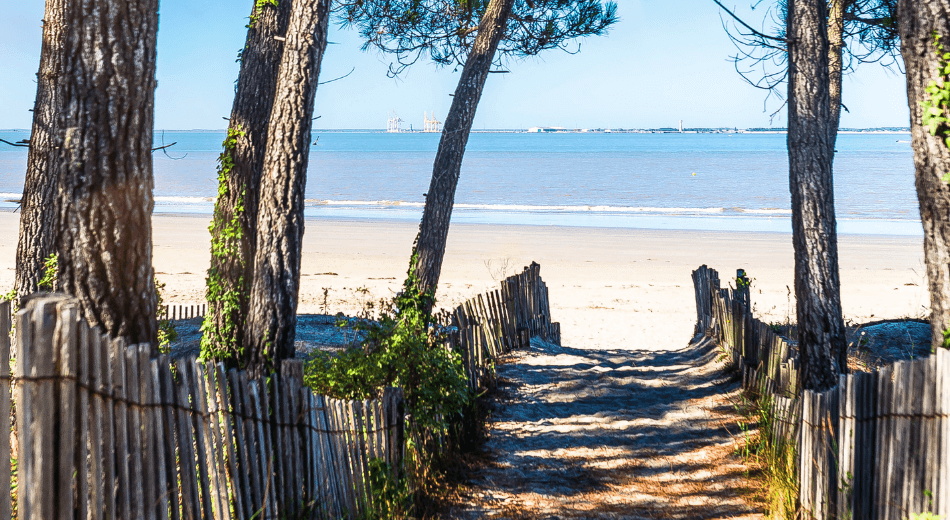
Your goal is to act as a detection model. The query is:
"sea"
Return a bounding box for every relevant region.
[0,129,920,235]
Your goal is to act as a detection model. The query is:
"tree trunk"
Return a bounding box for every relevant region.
[244,0,330,376]
[15,0,68,299]
[202,0,292,364]
[788,0,848,391]
[411,0,517,297]
[828,0,847,133]
[56,0,159,349]
[897,0,950,348]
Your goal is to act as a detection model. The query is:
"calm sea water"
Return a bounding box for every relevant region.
[0,130,919,234]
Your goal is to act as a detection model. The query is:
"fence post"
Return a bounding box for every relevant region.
[799,385,839,519]
[17,296,70,519]
[0,301,10,520]
[937,348,950,519]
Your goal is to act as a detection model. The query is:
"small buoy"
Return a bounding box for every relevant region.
[692,172,696,176]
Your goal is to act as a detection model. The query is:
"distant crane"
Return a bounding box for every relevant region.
[423,111,442,133]
[386,110,404,133]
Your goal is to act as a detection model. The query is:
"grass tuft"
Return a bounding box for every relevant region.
[735,392,799,519]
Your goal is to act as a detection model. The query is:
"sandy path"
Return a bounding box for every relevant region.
[445,335,764,519]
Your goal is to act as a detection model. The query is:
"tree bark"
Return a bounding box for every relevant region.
[788,0,848,391]
[828,0,847,133]
[56,0,159,348]
[897,0,950,348]
[202,0,292,364]
[411,0,517,297]
[245,0,330,376]
[15,0,68,299]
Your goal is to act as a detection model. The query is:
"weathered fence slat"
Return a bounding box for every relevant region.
[111,337,132,520]
[692,265,950,519]
[235,370,262,517]
[198,361,231,520]
[157,356,183,520]
[56,303,79,520]
[234,369,258,519]
[939,348,950,519]
[148,358,173,520]
[270,373,287,513]
[285,363,304,514]
[172,357,200,519]
[0,301,10,520]
[246,377,268,518]
[255,376,279,517]
[125,345,146,520]
[135,346,156,520]
[16,301,47,518]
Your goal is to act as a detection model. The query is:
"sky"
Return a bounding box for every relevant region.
[0,0,910,131]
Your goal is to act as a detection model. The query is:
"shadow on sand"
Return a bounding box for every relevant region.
[450,334,762,519]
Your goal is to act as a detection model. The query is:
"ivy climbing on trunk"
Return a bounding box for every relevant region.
[201,0,292,366]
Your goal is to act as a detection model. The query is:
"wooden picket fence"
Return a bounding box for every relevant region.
[692,264,950,519]
[693,265,800,397]
[2,296,405,520]
[160,303,207,321]
[440,262,561,391]
[0,261,559,519]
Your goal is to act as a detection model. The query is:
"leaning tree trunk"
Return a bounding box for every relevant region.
[202,0,292,364]
[897,0,950,348]
[411,0,517,298]
[245,0,330,376]
[56,0,159,348]
[828,0,846,134]
[788,0,848,391]
[15,0,68,299]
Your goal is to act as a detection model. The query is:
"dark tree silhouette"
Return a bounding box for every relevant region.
[244,0,332,377]
[15,0,67,300]
[56,0,160,348]
[341,0,617,299]
[711,0,895,389]
[787,0,847,391]
[896,0,950,348]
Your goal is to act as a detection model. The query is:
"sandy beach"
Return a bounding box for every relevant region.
[0,212,925,351]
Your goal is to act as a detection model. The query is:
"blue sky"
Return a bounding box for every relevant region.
[1,0,909,130]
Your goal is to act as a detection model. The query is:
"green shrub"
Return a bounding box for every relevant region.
[304,271,470,435]
[304,262,472,513]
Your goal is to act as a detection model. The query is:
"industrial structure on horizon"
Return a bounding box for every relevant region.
[386,111,443,133]
[386,110,403,133]
[423,112,442,132]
